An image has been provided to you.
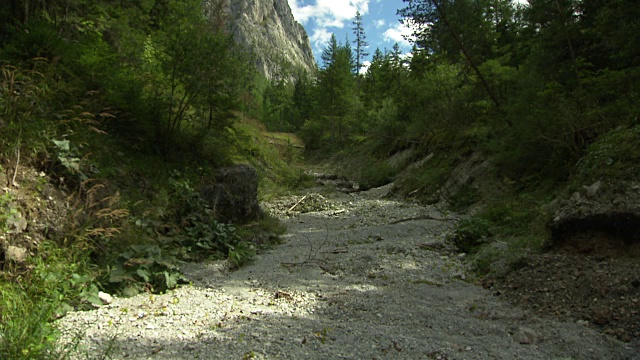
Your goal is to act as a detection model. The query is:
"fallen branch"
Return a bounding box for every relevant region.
[11,145,20,188]
[389,215,453,224]
[288,195,307,212]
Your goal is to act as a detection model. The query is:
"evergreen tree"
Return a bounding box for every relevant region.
[352,11,369,76]
[316,34,359,142]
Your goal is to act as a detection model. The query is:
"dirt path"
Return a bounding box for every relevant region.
[56,183,638,359]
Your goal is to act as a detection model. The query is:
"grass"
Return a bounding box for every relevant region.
[0,241,98,359]
[395,151,456,204]
[232,116,314,199]
[571,125,640,189]
[0,289,57,359]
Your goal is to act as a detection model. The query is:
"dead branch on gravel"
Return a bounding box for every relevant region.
[389,215,454,224]
[287,195,307,212]
[280,227,331,268]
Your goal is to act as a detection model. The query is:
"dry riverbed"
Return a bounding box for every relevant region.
[56,183,638,359]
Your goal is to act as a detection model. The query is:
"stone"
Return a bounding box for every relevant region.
[5,245,28,263]
[583,181,602,198]
[200,164,263,224]
[514,327,538,344]
[99,291,114,305]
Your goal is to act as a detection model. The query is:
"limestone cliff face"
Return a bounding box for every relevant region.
[207,0,316,79]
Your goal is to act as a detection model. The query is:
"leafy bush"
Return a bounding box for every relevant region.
[358,160,395,189]
[106,244,186,296]
[447,184,481,212]
[449,217,492,253]
[573,125,640,184]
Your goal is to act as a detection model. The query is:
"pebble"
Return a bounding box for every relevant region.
[98,291,113,305]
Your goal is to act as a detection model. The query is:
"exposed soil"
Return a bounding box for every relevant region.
[484,231,640,346]
[1,165,69,267]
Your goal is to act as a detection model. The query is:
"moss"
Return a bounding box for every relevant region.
[573,125,640,185]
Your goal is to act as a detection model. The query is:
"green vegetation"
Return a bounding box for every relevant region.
[1,0,639,356]
[270,1,639,275]
[0,0,311,357]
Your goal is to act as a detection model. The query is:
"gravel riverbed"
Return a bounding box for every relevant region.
[55,184,638,359]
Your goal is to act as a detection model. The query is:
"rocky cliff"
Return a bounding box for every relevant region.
[206,0,316,79]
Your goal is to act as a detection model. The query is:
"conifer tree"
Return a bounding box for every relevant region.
[352,11,369,75]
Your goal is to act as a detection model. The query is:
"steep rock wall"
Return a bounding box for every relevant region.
[207,0,316,79]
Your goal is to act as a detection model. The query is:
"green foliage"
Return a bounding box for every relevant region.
[447,184,480,212]
[0,288,57,360]
[471,238,530,276]
[262,79,295,132]
[402,62,469,145]
[0,62,54,158]
[106,244,186,296]
[352,11,369,75]
[0,192,19,233]
[313,34,361,144]
[362,98,403,154]
[395,153,455,203]
[448,217,492,254]
[168,171,251,261]
[0,242,98,359]
[573,125,640,185]
[358,159,395,189]
[0,1,289,357]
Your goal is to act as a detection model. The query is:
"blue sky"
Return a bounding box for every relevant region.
[287,0,415,71]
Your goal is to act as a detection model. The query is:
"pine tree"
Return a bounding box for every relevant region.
[352,11,369,75]
[317,34,359,141]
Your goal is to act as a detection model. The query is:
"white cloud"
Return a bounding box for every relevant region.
[289,1,317,24]
[310,28,333,51]
[289,1,371,57]
[373,19,385,29]
[289,0,370,28]
[359,60,371,74]
[382,21,415,47]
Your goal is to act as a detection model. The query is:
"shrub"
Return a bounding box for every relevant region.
[358,160,395,189]
[449,217,492,253]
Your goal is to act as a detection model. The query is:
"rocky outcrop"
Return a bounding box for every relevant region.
[549,180,640,243]
[200,164,263,224]
[206,0,316,79]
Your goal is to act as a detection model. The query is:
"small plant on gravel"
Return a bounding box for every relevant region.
[448,217,492,254]
[0,192,19,232]
[314,327,333,344]
[105,244,186,296]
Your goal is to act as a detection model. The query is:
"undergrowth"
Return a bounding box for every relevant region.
[0,66,293,358]
[0,242,98,359]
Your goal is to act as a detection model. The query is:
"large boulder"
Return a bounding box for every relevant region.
[200,164,263,224]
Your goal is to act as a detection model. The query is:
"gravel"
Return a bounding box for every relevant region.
[55,184,638,359]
